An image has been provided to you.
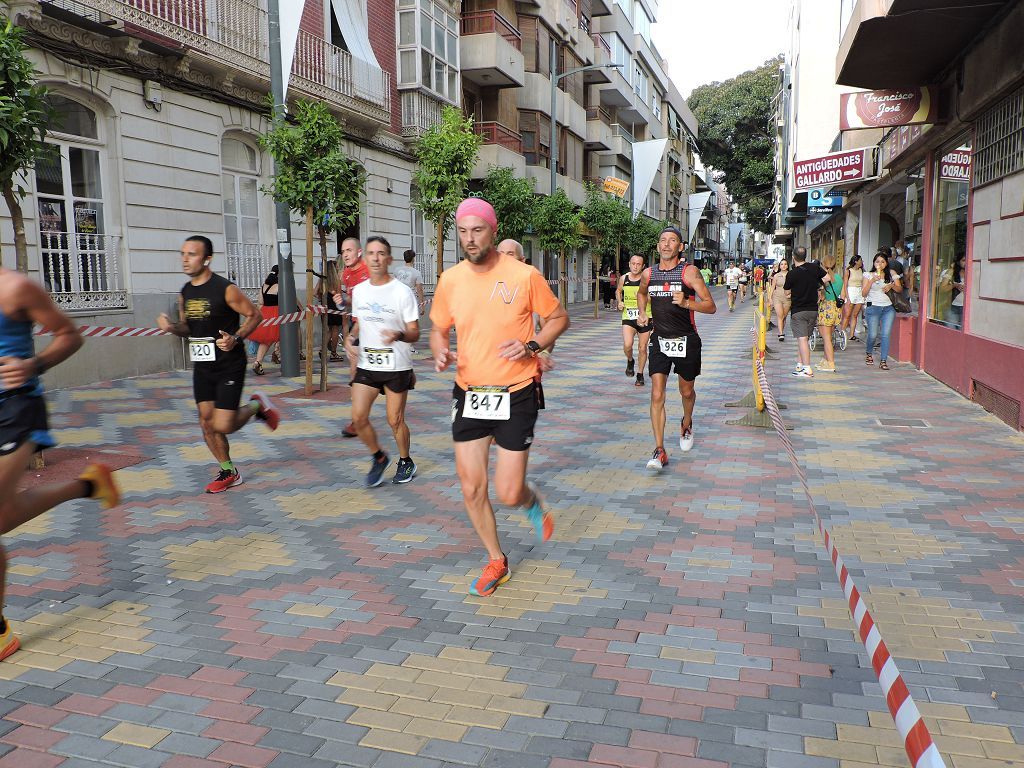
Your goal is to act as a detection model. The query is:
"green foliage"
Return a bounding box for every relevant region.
[623,215,665,259]
[581,183,630,262]
[687,56,781,234]
[259,99,364,239]
[535,188,583,257]
[1,18,52,271]
[481,166,536,243]
[412,105,481,248]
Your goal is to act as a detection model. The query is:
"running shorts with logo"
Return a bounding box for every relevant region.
[0,389,55,455]
[648,332,701,381]
[353,368,416,394]
[193,357,247,410]
[451,381,540,451]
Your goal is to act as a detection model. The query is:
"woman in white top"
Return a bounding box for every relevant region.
[767,260,791,341]
[861,251,902,370]
[840,254,865,341]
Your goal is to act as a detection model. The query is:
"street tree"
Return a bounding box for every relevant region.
[535,188,583,305]
[0,18,51,272]
[687,56,781,234]
[412,106,481,280]
[260,98,364,391]
[581,184,630,303]
[481,166,536,243]
[624,214,665,261]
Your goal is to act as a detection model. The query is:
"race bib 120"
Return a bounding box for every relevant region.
[463,386,510,421]
[189,338,216,363]
[658,337,688,358]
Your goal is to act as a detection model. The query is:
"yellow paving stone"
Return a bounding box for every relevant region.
[416,670,471,690]
[430,687,492,708]
[326,671,380,690]
[113,468,174,494]
[932,735,989,757]
[337,689,399,711]
[376,679,439,702]
[59,646,116,663]
[389,698,451,721]
[8,564,47,577]
[367,663,420,682]
[515,503,644,543]
[163,534,294,581]
[874,746,912,766]
[948,757,1022,768]
[836,725,905,748]
[10,651,72,672]
[179,442,263,462]
[486,696,549,717]
[102,723,171,749]
[981,740,1024,761]
[5,512,53,537]
[55,428,106,447]
[115,410,180,426]
[285,603,334,618]
[347,709,412,732]
[392,533,429,543]
[274,487,385,521]
[438,647,493,663]
[444,705,509,729]
[805,737,879,762]
[918,703,972,721]
[0,662,29,680]
[937,720,1014,743]
[358,728,427,755]
[467,678,527,698]
[660,647,718,663]
[403,718,467,742]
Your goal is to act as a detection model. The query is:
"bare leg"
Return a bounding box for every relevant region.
[819,323,835,366]
[384,388,410,457]
[650,373,668,448]
[350,383,382,454]
[637,331,651,374]
[621,325,636,365]
[255,344,270,364]
[797,337,811,368]
[679,377,696,433]
[454,438,503,561]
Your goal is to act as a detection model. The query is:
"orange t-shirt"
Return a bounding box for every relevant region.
[430,254,560,391]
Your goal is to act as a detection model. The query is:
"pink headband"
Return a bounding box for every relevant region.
[455,198,498,233]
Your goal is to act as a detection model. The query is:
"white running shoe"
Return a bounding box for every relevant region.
[679,427,694,452]
[791,366,814,378]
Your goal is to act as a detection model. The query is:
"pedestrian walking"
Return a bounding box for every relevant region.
[392,249,427,316]
[768,260,791,341]
[785,246,833,379]
[840,254,865,341]
[862,250,902,370]
[816,254,843,373]
[248,265,280,376]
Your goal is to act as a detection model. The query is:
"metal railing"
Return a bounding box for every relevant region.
[611,123,635,142]
[226,242,273,297]
[41,0,390,120]
[591,32,611,56]
[473,122,523,154]
[401,91,445,137]
[586,104,612,124]
[40,231,127,311]
[460,10,522,51]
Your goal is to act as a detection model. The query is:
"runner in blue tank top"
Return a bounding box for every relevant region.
[636,227,717,471]
[0,266,122,664]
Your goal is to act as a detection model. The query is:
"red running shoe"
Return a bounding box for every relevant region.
[250,392,280,431]
[646,447,668,471]
[206,468,242,494]
[469,556,510,597]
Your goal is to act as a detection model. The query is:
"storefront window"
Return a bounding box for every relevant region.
[929,137,972,330]
[902,164,926,310]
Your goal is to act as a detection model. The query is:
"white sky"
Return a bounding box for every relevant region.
[651,0,791,99]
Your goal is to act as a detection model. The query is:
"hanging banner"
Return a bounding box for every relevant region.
[602,177,630,199]
[840,87,937,130]
[687,192,712,246]
[632,138,669,216]
[793,148,877,191]
[280,0,304,100]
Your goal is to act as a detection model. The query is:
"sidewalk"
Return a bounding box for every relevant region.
[1,290,1022,768]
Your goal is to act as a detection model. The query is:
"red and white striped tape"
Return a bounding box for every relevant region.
[751,336,946,768]
[35,305,343,338]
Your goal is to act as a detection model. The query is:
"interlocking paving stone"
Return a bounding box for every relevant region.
[2,296,1023,767]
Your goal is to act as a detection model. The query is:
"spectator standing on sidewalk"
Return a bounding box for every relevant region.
[815,254,843,373]
[784,246,832,379]
[392,249,426,316]
[862,250,902,370]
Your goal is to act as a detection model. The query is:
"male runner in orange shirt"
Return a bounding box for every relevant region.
[430,199,569,596]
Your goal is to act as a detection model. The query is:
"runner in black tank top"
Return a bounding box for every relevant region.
[636,227,717,471]
[156,236,282,494]
[615,254,653,387]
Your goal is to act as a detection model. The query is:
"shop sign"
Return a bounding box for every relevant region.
[603,177,630,199]
[807,187,843,215]
[840,87,937,130]
[793,148,877,191]
[940,148,972,182]
[881,124,929,166]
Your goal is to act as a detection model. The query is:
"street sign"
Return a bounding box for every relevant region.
[793,148,877,191]
[603,177,630,199]
[807,187,843,215]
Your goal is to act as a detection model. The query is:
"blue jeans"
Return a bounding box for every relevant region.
[865,304,896,361]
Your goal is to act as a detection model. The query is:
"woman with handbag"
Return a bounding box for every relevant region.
[861,251,903,370]
[248,266,280,376]
[815,254,843,373]
[840,254,864,341]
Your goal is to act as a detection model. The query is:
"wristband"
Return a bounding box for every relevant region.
[33,357,48,376]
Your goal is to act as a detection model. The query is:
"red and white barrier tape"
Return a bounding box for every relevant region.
[35,305,343,338]
[751,336,945,768]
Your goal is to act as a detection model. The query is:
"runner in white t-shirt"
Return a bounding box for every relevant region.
[724,262,743,312]
[341,236,421,487]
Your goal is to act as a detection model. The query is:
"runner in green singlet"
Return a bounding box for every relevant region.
[615,254,653,387]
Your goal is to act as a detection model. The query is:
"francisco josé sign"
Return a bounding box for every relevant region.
[840,87,937,130]
[793,148,877,192]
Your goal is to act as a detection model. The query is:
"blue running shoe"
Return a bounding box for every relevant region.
[524,482,554,542]
[366,454,391,488]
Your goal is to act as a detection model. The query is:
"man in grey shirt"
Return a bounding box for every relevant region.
[391,249,426,315]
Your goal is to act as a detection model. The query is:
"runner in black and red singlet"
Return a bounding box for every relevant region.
[636,227,717,471]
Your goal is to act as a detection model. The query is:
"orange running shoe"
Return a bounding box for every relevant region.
[79,464,121,509]
[0,620,20,662]
[469,556,510,597]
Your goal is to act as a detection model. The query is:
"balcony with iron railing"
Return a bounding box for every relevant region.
[40,232,127,311]
[460,9,525,89]
[473,122,523,154]
[461,10,522,51]
[38,0,391,125]
[226,242,274,301]
[586,104,613,125]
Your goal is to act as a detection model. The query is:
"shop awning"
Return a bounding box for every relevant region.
[836,0,1012,89]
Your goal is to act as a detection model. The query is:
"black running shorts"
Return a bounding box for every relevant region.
[647,333,702,381]
[451,382,540,452]
[0,392,54,455]
[352,367,416,394]
[622,318,653,333]
[193,357,247,411]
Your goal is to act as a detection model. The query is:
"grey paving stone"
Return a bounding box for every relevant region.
[153,732,220,757]
[419,739,489,765]
[313,740,381,767]
[461,726,530,751]
[52,734,119,760]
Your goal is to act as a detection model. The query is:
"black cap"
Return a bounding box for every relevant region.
[660,226,684,241]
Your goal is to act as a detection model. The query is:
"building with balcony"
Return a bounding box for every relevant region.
[0,0,436,386]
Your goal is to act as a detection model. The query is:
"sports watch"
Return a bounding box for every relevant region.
[525,341,542,357]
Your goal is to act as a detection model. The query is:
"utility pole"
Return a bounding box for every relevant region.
[268,0,298,377]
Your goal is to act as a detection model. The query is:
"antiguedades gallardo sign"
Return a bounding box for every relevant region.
[793,148,878,192]
[840,87,938,130]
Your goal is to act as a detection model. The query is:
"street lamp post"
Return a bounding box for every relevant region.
[547,36,622,303]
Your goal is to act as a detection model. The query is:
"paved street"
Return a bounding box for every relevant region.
[3,289,1023,768]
